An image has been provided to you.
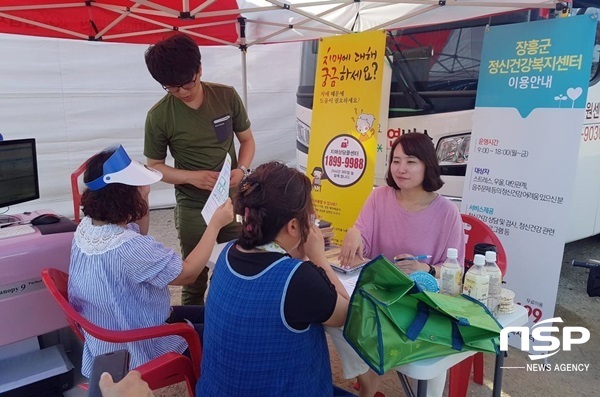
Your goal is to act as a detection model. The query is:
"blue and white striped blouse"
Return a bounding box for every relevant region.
[68,216,187,378]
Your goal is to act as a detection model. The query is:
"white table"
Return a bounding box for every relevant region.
[207,243,527,397]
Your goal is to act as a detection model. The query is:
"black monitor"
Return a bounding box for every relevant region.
[0,138,40,210]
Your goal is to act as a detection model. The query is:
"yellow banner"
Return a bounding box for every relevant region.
[307,30,387,244]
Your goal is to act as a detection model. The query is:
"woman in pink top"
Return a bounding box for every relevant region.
[341,132,465,273]
[336,133,466,397]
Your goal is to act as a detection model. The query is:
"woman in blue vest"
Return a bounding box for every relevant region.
[198,161,350,396]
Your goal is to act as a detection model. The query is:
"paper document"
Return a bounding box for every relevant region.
[341,277,357,296]
[201,153,231,224]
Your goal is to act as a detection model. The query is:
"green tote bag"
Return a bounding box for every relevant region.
[343,255,502,375]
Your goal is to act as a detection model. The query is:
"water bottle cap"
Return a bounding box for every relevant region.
[485,251,497,262]
[447,248,458,259]
[474,254,485,266]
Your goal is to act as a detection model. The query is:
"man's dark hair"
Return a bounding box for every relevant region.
[385,133,444,192]
[234,162,314,250]
[144,33,201,86]
[81,149,148,225]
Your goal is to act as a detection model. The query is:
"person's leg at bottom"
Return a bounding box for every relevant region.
[175,205,208,306]
[181,269,209,307]
[169,305,205,345]
[326,326,381,397]
[170,306,205,324]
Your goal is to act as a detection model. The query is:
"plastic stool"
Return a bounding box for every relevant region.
[473,353,484,384]
[448,356,475,397]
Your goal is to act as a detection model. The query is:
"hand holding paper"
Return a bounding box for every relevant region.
[210,198,234,228]
[201,153,231,224]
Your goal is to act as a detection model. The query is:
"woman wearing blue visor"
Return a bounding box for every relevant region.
[68,145,233,378]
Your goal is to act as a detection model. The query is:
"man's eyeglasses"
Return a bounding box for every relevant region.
[162,74,197,93]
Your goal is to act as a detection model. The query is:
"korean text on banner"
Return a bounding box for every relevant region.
[307,30,387,244]
[462,15,596,352]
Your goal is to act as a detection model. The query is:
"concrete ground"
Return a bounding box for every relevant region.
[148,208,599,397]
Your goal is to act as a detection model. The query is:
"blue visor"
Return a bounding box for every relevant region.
[85,145,162,191]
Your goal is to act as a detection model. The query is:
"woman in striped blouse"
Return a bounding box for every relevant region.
[67,145,233,378]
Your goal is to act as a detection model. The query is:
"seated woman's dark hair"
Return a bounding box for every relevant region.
[234,162,314,250]
[385,133,444,192]
[81,149,148,224]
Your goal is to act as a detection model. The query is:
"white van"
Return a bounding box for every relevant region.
[296,6,600,242]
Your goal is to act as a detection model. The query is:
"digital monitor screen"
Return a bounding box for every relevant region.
[0,138,40,208]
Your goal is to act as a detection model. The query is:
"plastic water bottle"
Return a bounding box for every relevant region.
[440,248,463,296]
[484,251,502,315]
[463,254,490,306]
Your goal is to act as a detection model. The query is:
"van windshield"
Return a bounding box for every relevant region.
[297,10,554,116]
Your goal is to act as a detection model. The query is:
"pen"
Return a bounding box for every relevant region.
[394,255,431,262]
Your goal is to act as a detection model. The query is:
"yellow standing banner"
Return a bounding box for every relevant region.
[307,30,387,244]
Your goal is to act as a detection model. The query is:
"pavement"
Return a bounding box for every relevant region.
[149,208,599,397]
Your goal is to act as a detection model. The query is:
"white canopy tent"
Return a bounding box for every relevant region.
[0,35,301,217]
[237,0,561,43]
[0,1,562,103]
[0,1,563,44]
[0,0,564,217]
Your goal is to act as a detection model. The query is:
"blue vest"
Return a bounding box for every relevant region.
[198,242,333,397]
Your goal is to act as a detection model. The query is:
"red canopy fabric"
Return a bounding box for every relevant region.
[1,1,560,47]
[0,0,240,45]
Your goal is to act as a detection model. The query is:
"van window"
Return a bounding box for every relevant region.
[298,10,588,117]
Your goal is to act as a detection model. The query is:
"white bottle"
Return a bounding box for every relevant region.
[440,248,463,297]
[484,251,502,315]
[462,254,490,306]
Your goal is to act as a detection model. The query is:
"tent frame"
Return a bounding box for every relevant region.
[0,0,563,104]
[0,1,562,45]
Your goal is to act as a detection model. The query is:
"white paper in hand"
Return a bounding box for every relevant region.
[201,153,231,224]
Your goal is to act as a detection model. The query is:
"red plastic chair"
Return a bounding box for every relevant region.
[41,268,201,395]
[70,161,87,223]
[448,214,507,397]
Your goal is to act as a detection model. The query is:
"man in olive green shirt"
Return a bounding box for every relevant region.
[144,33,255,305]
